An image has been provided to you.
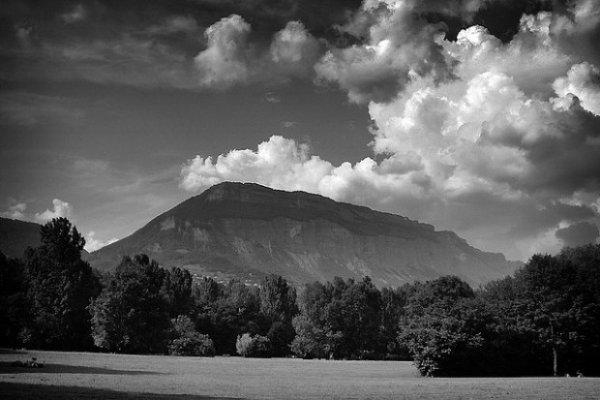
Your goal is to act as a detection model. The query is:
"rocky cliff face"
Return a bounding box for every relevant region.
[89,182,519,287]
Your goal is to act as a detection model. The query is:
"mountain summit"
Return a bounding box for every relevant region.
[89,182,518,286]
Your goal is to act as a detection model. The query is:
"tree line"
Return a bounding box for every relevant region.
[0,217,599,377]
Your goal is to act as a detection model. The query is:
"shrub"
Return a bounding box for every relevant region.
[236,333,271,357]
[168,333,215,356]
[168,315,215,356]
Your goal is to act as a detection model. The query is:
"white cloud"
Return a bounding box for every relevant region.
[180,135,432,216]
[314,0,451,103]
[34,199,74,223]
[84,231,118,252]
[270,21,321,77]
[1,201,27,220]
[553,62,600,116]
[181,5,600,261]
[194,15,252,88]
[193,17,321,88]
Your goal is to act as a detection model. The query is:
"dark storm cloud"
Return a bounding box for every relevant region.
[556,221,600,247]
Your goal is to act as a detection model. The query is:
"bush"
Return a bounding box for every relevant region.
[168,315,215,356]
[168,333,215,356]
[236,333,271,357]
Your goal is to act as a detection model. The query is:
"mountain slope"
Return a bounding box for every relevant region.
[0,217,42,258]
[89,182,519,287]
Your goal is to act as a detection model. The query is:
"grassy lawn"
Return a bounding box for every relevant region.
[1,350,599,399]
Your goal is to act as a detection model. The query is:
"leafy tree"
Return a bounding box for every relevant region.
[236,333,271,357]
[162,267,193,317]
[290,315,327,359]
[557,244,600,375]
[260,274,298,356]
[89,254,170,354]
[516,254,580,376]
[194,278,262,355]
[380,286,410,359]
[0,252,28,347]
[24,218,100,349]
[293,277,382,360]
[399,276,482,376]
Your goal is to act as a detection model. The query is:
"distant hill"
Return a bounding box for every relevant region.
[0,217,42,259]
[89,182,520,287]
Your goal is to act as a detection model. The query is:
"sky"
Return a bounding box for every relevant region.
[1,0,599,260]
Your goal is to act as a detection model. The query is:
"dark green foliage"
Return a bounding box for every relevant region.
[397,248,600,377]
[292,276,384,360]
[168,315,215,356]
[380,286,411,359]
[399,276,482,376]
[24,218,100,350]
[236,333,271,357]
[290,315,327,359]
[89,254,171,354]
[0,252,28,347]
[193,278,263,355]
[260,274,298,356]
[162,267,194,318]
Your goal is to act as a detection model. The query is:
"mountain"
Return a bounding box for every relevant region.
[89,182,520,287]
[0,217,42,259]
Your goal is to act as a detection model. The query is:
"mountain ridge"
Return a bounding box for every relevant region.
[0,217,42,258]
[89,182,519,287]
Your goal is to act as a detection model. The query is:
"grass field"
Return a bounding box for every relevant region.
[1,350,599,399]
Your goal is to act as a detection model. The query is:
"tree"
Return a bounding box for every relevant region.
[194,278,262,355]
[0,252,28,347]
[380,286,410,359]
[162,267,193,317]
[236,333,271,357]
[399,276,482,376]
[89,254,171,354]
[25,218,100,350]
[557,245,600,375]
[259,274,298,356]
[516,254,579,376]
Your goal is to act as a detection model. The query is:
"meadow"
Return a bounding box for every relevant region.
[1,350,600,399]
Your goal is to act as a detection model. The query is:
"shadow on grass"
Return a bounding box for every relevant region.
[0,382,242,400]
[0,362,161,375]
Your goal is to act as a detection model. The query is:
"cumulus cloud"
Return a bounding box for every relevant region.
[181,1,600,260]
[194,15,252,88]
[181,135,434,216]
[84,231,118,252]
[34,199,74,223]
[1,201,27,220]
[270,21,321,77]
[315,0,451,103]
[194,16,321,87]
[553,62,600,116]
